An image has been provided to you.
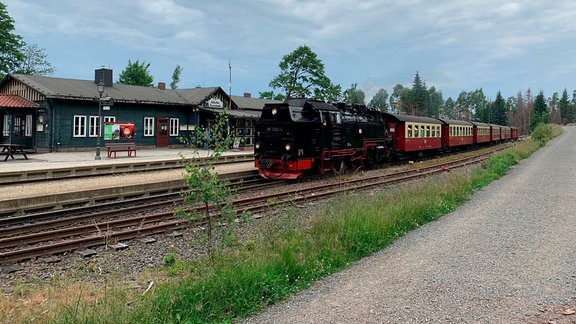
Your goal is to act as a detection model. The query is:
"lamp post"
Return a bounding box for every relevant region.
[95,81,104,160]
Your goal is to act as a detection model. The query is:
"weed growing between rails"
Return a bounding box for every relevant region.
[176,110,251,264]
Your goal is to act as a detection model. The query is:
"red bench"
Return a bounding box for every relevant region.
[105,142,137,158]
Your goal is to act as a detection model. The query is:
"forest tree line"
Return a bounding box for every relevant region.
[261,45,572,135]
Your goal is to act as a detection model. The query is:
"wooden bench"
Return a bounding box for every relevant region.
[105,142,137,158]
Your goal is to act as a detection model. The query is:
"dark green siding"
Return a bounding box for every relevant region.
[48,99,197,150]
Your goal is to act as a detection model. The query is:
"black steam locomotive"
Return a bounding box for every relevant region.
[253,98,392,179]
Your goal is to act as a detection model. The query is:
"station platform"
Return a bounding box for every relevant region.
[0,148,256,210]
[0,147,253,173]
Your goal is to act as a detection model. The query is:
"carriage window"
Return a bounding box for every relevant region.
[437,126,441,137]
[414,125,419,137]
[420,126,425,138]
[407,125,413,137]
[426,125,430,137]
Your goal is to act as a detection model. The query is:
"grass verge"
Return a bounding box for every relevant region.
[4,125,561,323]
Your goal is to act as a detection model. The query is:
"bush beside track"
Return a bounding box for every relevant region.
[4,125,562,323]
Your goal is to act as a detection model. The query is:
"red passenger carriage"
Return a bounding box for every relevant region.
[471,122,491,144]
[510,127,518,140]
[382,113,443,157]
[438,119,474,149]
[490,125,502,142]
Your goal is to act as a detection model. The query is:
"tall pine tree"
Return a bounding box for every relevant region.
[559,89,572,125]
[493,91,508,125]
[530,91,548,132]
[412,71,429,116]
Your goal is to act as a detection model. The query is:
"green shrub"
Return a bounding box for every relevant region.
[531,123,553,146]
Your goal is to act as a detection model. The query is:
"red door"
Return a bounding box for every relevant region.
[156,117,169,147]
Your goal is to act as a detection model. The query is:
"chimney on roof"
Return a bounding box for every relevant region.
[158,82,166,90]
[243,92,251,98]
[95,68,113,87]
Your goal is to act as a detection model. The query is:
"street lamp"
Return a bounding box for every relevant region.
[95,80,104,160]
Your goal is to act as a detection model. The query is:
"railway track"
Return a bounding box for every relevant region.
[0,149,498,265]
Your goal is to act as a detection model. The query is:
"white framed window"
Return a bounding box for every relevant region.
[89,115,99,137]
[2,115,9,137]
[104,116,116,123]
[25,115,33,136]
[144,117,154,136]
[169,118,179,136]
[73,115,87,137]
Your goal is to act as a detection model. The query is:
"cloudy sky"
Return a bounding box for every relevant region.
[4,0,575,101]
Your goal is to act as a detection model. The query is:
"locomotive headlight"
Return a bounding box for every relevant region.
[285,143,292,151]
[272,108,278,115]
[255,142,261,150]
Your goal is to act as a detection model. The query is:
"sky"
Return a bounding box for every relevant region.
[3,0,576,102]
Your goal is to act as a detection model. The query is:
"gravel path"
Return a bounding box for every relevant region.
[242,127,576,323]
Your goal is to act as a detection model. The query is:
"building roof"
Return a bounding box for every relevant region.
[4,74,225,106]
[231,95,280,110]
[0,94,39,108]
[1,73,279,118]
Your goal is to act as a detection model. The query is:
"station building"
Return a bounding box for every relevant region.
[0,68,278,152]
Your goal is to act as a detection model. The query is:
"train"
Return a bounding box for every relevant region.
[253,98,518,179]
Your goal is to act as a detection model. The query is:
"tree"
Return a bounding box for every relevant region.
[269,45,338,100]
[493,91,508,125]
[170,64,182,89]
[411,71,429,116]
[390,84,404,112]
[177,111,248,264]
[548,92,561,125]
[0,2,25,78]
[530,91,548,132]
[443,97,456,118]
[343,83,365,105]
[398,87,416,115]
[15,43,55,76]
[258,90,285,101]
[313,81,341,102]
[559,89,572,125]
[428,86,443,118]
[369,88,389,111]
[118,59,154,87]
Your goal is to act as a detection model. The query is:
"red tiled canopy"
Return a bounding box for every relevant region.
[0,94,39,108]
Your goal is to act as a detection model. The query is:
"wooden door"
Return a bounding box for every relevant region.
[156,117,169,147]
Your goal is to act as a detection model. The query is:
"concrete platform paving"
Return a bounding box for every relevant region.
[0,147,253,173]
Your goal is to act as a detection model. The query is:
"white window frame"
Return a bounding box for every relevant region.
[144,117,154,136]
[169,118,179,136]
[73,115,87,137]
[25,114,33,136]
[89,115,99,137]
[2,115,9,137]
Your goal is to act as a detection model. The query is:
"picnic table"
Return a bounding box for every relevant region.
[1,144,29,161]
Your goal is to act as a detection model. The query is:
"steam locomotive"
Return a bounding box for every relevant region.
[253,98,517,179]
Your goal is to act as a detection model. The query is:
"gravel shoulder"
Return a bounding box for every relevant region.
[242,127,576,323]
